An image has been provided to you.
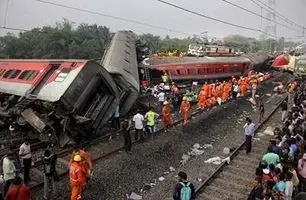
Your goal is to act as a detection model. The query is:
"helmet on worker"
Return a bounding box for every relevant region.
[183,96,187,101]
[73,155,82,162]
[163,101,169,105]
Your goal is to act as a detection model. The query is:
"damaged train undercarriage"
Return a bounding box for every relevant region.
[0,31,148,147]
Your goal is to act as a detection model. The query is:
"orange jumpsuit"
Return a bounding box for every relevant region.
[70,150,92,178]
[240,79,247,96]
[70,161,86,200]
[222,83,230,102]
[162,105,171,126]
[197,90,206,109]
[180,100,190,124]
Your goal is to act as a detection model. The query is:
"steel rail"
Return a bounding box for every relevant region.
[195,94,288,196]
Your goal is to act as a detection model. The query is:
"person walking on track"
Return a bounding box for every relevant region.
[122,119,132,153]
[3,151,16,197]
[162,101,172,132]
[132,110,145,141]
[258,98,265,123]
[42,149,57,200]
[173,171,195,200]
[281,100,288,122]
[180,97,190,126]
[70,145,93,183]
[244,117,255,154]
[69,154,86,200]
[19,138,32,184]
[145,107,159,139]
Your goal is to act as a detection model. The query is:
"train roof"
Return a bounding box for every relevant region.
[145,56,251,66]
[0,59,96,102]
[101,31,140,91]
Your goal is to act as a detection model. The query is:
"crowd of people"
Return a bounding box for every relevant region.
[248,81,306,200]
[1,138,93,200]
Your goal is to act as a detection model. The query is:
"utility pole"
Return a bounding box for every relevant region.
[264,0,277,53]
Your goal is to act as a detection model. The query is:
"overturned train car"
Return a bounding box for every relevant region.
[0,31,141,146]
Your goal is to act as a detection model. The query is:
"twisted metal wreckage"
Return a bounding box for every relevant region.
[0,31,148,146]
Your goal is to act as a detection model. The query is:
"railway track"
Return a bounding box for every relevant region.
[195,94,287,200]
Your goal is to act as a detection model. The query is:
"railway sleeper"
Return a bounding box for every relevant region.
[213,176,249,192]
[198,192,223,200]
[202,184,245,199]
[221,170,253,183]
[226,165,254,177]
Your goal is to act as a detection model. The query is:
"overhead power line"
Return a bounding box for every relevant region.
[32,0,191,36]
[254,0,304,29]
[221,0,299,32]
[156,0,276,38]
[0,26,29,32]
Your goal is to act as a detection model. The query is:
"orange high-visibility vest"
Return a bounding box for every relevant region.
[69,162,85,186]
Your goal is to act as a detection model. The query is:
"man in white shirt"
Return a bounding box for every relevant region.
[244,117,256,154]
[157,91,165,111]
[19,139,32,184]
[3,151,16,195]
[133,111,145,141]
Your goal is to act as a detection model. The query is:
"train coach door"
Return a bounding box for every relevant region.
[30,64,60,97]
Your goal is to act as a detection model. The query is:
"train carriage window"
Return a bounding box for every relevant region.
[177,69,186,75]
[207,68,214,74]
[0,69,6,77]
[3,69,21,79]
[215,68,224,73]
[198,68,206,74]
[3,70,14,78]
[55,68,71,82]
[187,69,197,75]
[9,70,21,79]
[19,70,39,80]
[168,70,176,76]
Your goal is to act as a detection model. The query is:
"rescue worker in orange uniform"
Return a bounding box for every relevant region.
[180,96,190,125]
[70,146,93,182]
[222,81,230,102]
[69,155,86,200]
[197,89,206,110]
[162,101,172,132]
[239,78,248,96]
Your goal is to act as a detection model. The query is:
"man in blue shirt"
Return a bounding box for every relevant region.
[244,117,256,154]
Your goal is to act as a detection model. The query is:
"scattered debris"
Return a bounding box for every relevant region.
[204,156,231,165]
[204,156,223,165]
[193,143,201,149]
[263,126,274,136]
[257,132,265,137]
[169,166,175,172]
[203,144,213,149]
[143,184,151,190]
[223,157,231,164]
[223,147,230,154]
[163,171,170,175]
[253,137,261,141]
[197,178,203,182]
[158,177,165,181]
[127,192,143,200]
[249,98,257,105]
[190,149,204,156]
[180,154,190,165]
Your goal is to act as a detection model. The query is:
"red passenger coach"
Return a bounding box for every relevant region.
[144,56,251,82]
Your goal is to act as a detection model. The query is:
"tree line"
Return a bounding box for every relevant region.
[0,21,299,59]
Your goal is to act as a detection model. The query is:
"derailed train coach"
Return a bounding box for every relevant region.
[101,31,140,116]
[0,30,142,146]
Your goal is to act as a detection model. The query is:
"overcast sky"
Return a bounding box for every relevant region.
[0,0,305,40]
